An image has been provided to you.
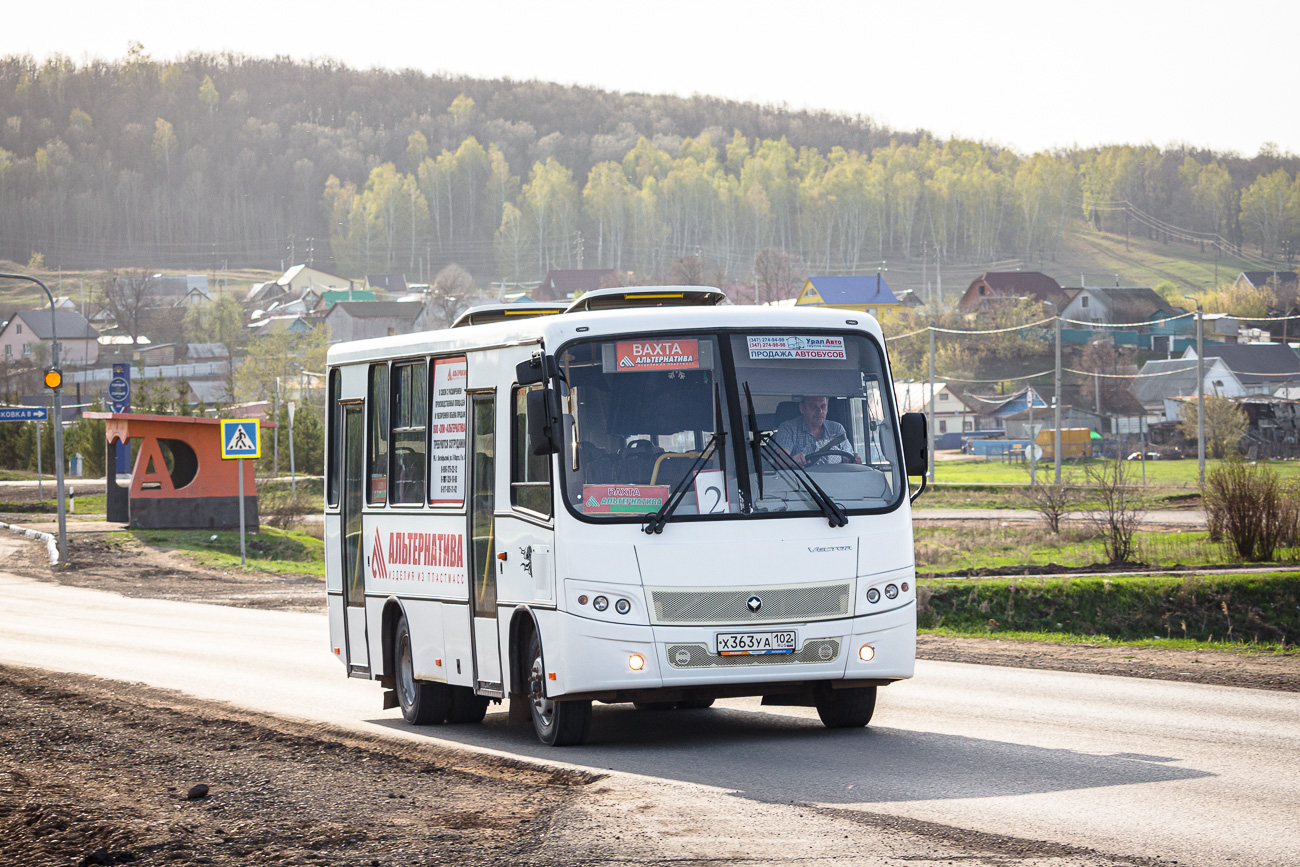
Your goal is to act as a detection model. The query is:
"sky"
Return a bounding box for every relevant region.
[3,0,1296,157]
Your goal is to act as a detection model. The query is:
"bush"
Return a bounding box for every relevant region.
[1084,457,1146,564]
[1202,461,1299,561]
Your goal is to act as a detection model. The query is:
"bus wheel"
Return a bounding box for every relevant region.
[814,684,876,729]
[525,632,591,746]
[447,687,490,724]
[395,616,451,725]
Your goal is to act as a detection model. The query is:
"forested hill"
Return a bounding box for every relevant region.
[1,50,1297,287]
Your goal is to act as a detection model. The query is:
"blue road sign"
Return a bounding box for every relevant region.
[0,406,49,421]
[220,419,261,459]
[109,362,131,414]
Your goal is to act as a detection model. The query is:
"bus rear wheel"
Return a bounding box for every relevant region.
[814,684,877,728]
[447,687,490,723]
[525,631,591,746]
[395,616,451,725]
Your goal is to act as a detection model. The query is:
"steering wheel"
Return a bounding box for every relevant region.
[803,434,855,465]
[804,448,858,465]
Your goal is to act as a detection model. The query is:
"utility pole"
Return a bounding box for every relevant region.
[1048,301,1062,483]
[1,273,67,564]
[928,325,936,484]
[1184,295,1206,484]
[273,377,281,477]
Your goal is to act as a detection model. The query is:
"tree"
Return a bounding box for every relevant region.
[423,264,475,328]
[1178,394,1248,459]
[234,328,328,405]
[102,271,159,346]
[668,254,710,286]
[751,247,803,304]
[1240,169,1299,256]
[1078,340,1138,416]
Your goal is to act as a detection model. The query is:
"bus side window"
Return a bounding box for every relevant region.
[367,363,389,505]
[326,368,341,507]
[512,386,552,517]
[390,361,427,505]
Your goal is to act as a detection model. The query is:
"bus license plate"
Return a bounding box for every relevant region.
[717,631,796,655]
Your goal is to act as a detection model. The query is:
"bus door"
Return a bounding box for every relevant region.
[468,391,503,694]
[341,402,370,673]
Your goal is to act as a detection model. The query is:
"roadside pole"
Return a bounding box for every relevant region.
[36,418,43,499]
[287,401,297,506]
[220,418,261,567]
[238,458,246,565]
[2,272,68,564]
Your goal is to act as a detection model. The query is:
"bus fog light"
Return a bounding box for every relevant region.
[866,588,880,604]
[593,596,609,611]
[628,653,646,671]
[615,598,631,615]
[885,584,899,599]
[859,644,876,662]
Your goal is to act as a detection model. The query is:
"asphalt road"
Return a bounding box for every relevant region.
[1,544,1295,866]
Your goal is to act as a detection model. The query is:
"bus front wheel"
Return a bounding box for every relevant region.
[814,684,877,728]
[525,632,592,746]
[395,616,452,725]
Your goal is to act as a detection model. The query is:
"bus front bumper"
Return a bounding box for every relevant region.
[542,602,915,702]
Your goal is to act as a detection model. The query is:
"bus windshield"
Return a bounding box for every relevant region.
[556,331,902,521]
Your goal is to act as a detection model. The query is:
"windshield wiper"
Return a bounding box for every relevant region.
[758,437,849,528]
[742,382,765,503]
[642,383,728,535]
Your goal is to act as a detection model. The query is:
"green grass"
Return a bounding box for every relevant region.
[918,482,1200,511]
[931,457,1300,488]
[0,470,41,482]
[919,571,1300,650]
[131,526,325,577]
[914,525,1269,574]
[921,625,1299,655]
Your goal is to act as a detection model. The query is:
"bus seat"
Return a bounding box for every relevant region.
[773,401,801,430]
[613,440,660,484]
[650,452,700,486]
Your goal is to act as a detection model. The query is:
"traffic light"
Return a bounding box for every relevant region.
[43,368,62,389]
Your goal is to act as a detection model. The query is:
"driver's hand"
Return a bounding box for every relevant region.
[792,453,807,467]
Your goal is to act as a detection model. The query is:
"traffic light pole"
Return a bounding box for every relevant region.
[1,272,68,565]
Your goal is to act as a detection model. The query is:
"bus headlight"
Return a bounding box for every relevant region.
[615,598,631,615]
[628,653,646,671]
[866,588,880,604]
[593,596,609,611]
[859,644,875,662]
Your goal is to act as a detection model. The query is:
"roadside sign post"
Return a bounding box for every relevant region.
[220,419,261,566]
[287,401,297,505]
[0,407,52,499]
[36,416,43,499]
[109,363,131,475]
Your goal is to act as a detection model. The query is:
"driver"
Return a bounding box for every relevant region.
[773,395,859,466]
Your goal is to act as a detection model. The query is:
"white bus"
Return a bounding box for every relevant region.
[325,288,928,746]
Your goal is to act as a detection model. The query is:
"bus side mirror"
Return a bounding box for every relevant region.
[516,353,557,386]
[900,412,928,477]
[527,388,561,455]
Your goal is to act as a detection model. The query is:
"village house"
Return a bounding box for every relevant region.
[1184,343,1300,394]
[893,380,974,444]
[0,309,100,366]
[957,271,1073,313]
[794,275,903,327]
[325,301,423,343]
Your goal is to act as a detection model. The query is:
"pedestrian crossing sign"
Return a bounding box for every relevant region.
[220,419,261,459]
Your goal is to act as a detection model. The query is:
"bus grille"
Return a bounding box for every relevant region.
[665,640,842,668]
[648,581,853,625]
